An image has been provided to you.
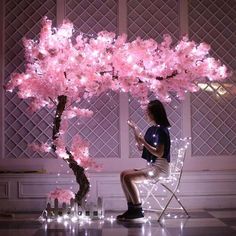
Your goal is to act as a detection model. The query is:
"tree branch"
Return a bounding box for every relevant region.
[52,95,90,206]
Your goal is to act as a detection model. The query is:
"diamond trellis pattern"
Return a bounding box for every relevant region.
[189,0,236,156]
[129,94,183,158]
[4,0,235,161]
[127,0,179,43]
[67,92,120,158]
[189,0,236,71]
[65,0,117,35]
[4,0,57,159]
[65,0,120,158]
[127,0,182,158]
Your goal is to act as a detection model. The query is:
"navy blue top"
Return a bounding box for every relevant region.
[142,125,170,163]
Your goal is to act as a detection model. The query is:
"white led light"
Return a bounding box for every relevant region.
[71,216,78,222]
[64,221,68,227]
[148,171,154,176]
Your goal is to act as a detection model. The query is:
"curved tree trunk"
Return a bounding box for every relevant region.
[52,95,90,206]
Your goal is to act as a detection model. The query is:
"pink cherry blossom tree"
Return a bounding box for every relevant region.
[5,17,230,206]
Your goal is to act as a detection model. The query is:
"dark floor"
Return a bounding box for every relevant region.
[0,209,236,236]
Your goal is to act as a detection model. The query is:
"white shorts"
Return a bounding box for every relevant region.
[139,158,170,181]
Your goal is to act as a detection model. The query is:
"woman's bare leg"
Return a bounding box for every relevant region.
[120,170,134,202]
[123,170,147,204]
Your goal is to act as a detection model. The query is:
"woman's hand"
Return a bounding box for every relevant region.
[127,120,140,137]
[128,120,144,150]
[127,120,136,130]
[136,134,144,143]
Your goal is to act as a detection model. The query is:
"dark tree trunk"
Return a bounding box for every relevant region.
[52,95,90,206]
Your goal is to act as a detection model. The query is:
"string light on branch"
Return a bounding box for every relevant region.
[140,137,191,221]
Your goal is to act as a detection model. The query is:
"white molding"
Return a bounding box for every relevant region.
[0,200,46,212]
[56,0,65,26]
[0,181,9,199]
[0,0,5,161]
[179,0,192,161]
[118,0,127,34]
[119,93,129,160]
[192,155,236,158]
[179,0,188,36]
[18,181,61,199]
[118,0,129,161]
[0,170,235,211]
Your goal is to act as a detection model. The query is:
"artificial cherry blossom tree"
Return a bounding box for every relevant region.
[5,17,229,206]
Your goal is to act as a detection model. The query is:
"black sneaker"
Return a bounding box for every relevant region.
[121,208,145,222]
[116,202,134,221]
[116,210,131,220]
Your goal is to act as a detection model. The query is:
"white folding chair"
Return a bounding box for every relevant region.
[141,138,190,222]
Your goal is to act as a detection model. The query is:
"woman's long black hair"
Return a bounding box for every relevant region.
[147,100,171,127]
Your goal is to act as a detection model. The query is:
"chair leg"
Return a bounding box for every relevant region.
[157,191,175,221]
[158,183,189,221]
[171,192,189,217]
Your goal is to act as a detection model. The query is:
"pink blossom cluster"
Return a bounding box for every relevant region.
[28,142,51,153]
[48,187,75,204]
[63,107,93,120]
[6,17,229,108]
[5,17,230,169]
[70,135,102,170]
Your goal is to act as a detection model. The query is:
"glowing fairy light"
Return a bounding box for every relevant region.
[80,76,87,84]
[71,216,78,222]
[148,171,154,177]
[127,55,133,63]
[92,50,99,57]
[63,214,69,220]
[139,137,191,222]
[107,215,115,223]
[5,17,229,223]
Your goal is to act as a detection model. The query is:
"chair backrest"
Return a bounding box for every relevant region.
[168,138,190,181]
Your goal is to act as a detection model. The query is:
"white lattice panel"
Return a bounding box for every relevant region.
[65,0,118,35]
[189,0,236,156]
[127,0,179,43]
[127,0,182,158]
[4,0,57,159]
[67,92,120,158]
[129,95,183,158]
[65,0,120,158]
[189,0,236,71]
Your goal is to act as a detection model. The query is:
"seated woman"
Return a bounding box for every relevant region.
[117,99,171,221]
